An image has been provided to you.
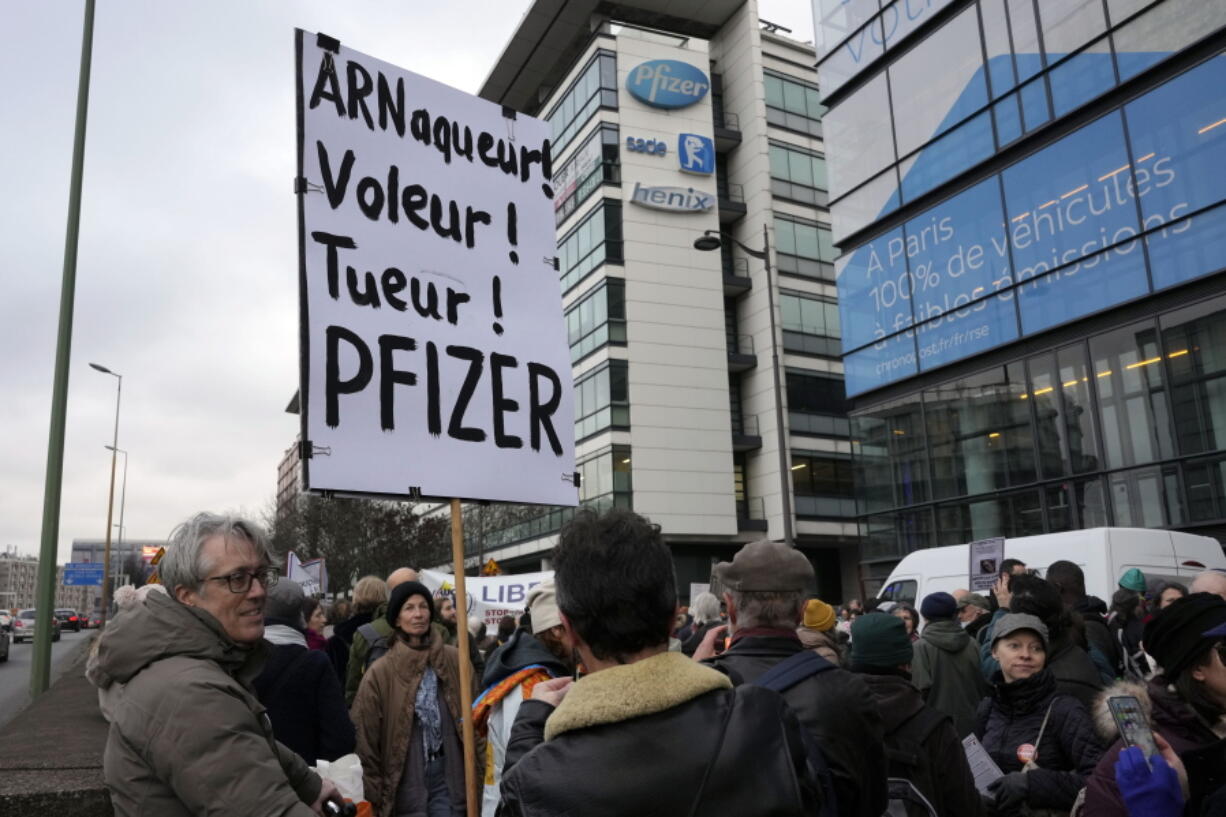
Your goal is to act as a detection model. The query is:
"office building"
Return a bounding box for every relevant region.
[276,437,304,519]
[817,0,1226,590]
[478,0,857,599]
[0,556,94,612]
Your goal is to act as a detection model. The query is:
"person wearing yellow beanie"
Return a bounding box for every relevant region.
[797,598,843,664]
[803,598,836,632]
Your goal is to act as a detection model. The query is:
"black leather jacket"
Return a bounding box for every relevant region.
[498,689,819,816]
[706,632,888,817]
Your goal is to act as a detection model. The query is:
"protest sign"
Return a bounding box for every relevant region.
[969,536,1006,592]
[295,31,577,506]
[420,568,552,634]
[286,551,328,595]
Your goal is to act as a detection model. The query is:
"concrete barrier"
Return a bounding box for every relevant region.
[0,635,112,815]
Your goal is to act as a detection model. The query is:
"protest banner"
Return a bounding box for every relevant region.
[296,32,578,815]
[295,30,577,506]
[420,568,552,634]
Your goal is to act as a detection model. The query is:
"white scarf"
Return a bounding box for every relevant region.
[263,623,307,648]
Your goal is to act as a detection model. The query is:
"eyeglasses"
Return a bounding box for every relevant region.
[204,566,279,594]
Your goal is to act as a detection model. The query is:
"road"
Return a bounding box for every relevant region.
[0,629,94,730]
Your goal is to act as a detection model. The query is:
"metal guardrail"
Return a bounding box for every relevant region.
[728,333,755,355]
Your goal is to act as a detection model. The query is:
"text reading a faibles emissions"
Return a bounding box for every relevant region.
[306,50,564,458]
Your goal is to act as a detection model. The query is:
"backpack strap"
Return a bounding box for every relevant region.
[753,650,837,692]
[357,622,382,644]
[750,651,840,817]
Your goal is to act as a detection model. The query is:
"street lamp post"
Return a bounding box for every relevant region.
[91,363,121,622]
[106,445,128,551]
[694,224,795,546]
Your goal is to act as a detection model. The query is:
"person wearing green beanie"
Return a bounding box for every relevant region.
[848,614,981,817]
[1119,568,1147,593]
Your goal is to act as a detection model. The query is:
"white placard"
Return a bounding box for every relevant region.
[295,31,577,506]
[969,536,1006,593]
[420,568,552,634]
[286,551,328,595]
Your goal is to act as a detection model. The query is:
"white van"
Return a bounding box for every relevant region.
[877,527,1225,607]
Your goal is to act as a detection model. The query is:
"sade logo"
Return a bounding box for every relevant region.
[626,60,710,109]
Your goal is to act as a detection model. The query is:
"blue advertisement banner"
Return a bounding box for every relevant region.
[836,54,1226,398]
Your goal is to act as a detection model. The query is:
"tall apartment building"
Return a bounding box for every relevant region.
[0,557,94,611]
[478,0,856,600]
[276,437,304,519]
[816,0,1226,591]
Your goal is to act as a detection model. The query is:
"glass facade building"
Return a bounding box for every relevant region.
[818,0,1226,586]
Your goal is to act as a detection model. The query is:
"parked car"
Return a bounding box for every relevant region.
[53,608,82,633]
[12,609,61,644]
[0,627,7,662]
[0,611,11,632]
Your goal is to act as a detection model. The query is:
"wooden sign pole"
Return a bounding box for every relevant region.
[450,498,479,817]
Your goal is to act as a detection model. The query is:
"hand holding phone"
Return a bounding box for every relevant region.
[1108,696,1159,767]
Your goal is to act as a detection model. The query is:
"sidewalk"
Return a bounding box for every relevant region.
[0,635,112,816]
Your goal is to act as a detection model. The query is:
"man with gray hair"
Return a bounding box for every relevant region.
[1190,568,1226,600]
[90,512,341,816]
[701,539,887,817]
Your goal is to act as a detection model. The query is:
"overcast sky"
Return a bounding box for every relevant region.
[2,1,815,563]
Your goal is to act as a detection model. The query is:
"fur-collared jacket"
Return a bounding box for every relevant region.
[497,651,820,817]
[1083,679,1226,817]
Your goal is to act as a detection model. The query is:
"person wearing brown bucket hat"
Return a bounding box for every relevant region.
[1084,593,1226,817]
[701,540,888,817]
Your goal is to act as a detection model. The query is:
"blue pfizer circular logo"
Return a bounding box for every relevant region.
[626,60,710,109]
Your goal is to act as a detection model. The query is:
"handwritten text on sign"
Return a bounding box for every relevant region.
[296,32,577,505]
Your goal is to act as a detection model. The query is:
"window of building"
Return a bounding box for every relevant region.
[566,278,625,362]
[1090,320,1176,470]
[817,74,894,200]
[1161,295,1226,457]
[546,50,617,157]
[1039,0,1108,59]
[935,489,1044,545]
[897,111,995,203]
[574,360,629,442]
[1110,465,1183,528]
[764,70,825,137]
[786,371,850,436]
[781,292,841,357]
[559,200,623,294]
[579,444,633,509]
[554,123,620,226]
[770,142,828,205]
[925,362,1036,500]
[852,394,931,512]
[1183,454,1226,523]
[888,5,988,158]
[792,453,856,518]
[774,214,836,281]
[1026,343,1104,479]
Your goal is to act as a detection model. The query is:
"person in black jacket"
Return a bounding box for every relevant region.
[325,574,387,684]
[702,539,888,817]
[850,613,983,817]
[497,509,819,817]
[253,578,356,765]
[1047,560,1119,681]
[981,573,1105,709]
[975,613,1105,816]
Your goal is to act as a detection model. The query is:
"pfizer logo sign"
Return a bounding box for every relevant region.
[626,60,710,109]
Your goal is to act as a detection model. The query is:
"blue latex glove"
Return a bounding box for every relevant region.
[1114,745,1183,817]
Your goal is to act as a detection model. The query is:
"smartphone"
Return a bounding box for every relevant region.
[1108,696,1158,767]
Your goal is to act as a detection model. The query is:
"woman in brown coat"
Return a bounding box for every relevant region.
[352,581,479,817]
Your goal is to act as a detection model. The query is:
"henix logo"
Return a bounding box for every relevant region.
[678,134,714,175]
[630,182,714,213]
[626,60,710,109]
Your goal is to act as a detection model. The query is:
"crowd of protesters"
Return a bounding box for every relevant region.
[87,508,1226,817]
